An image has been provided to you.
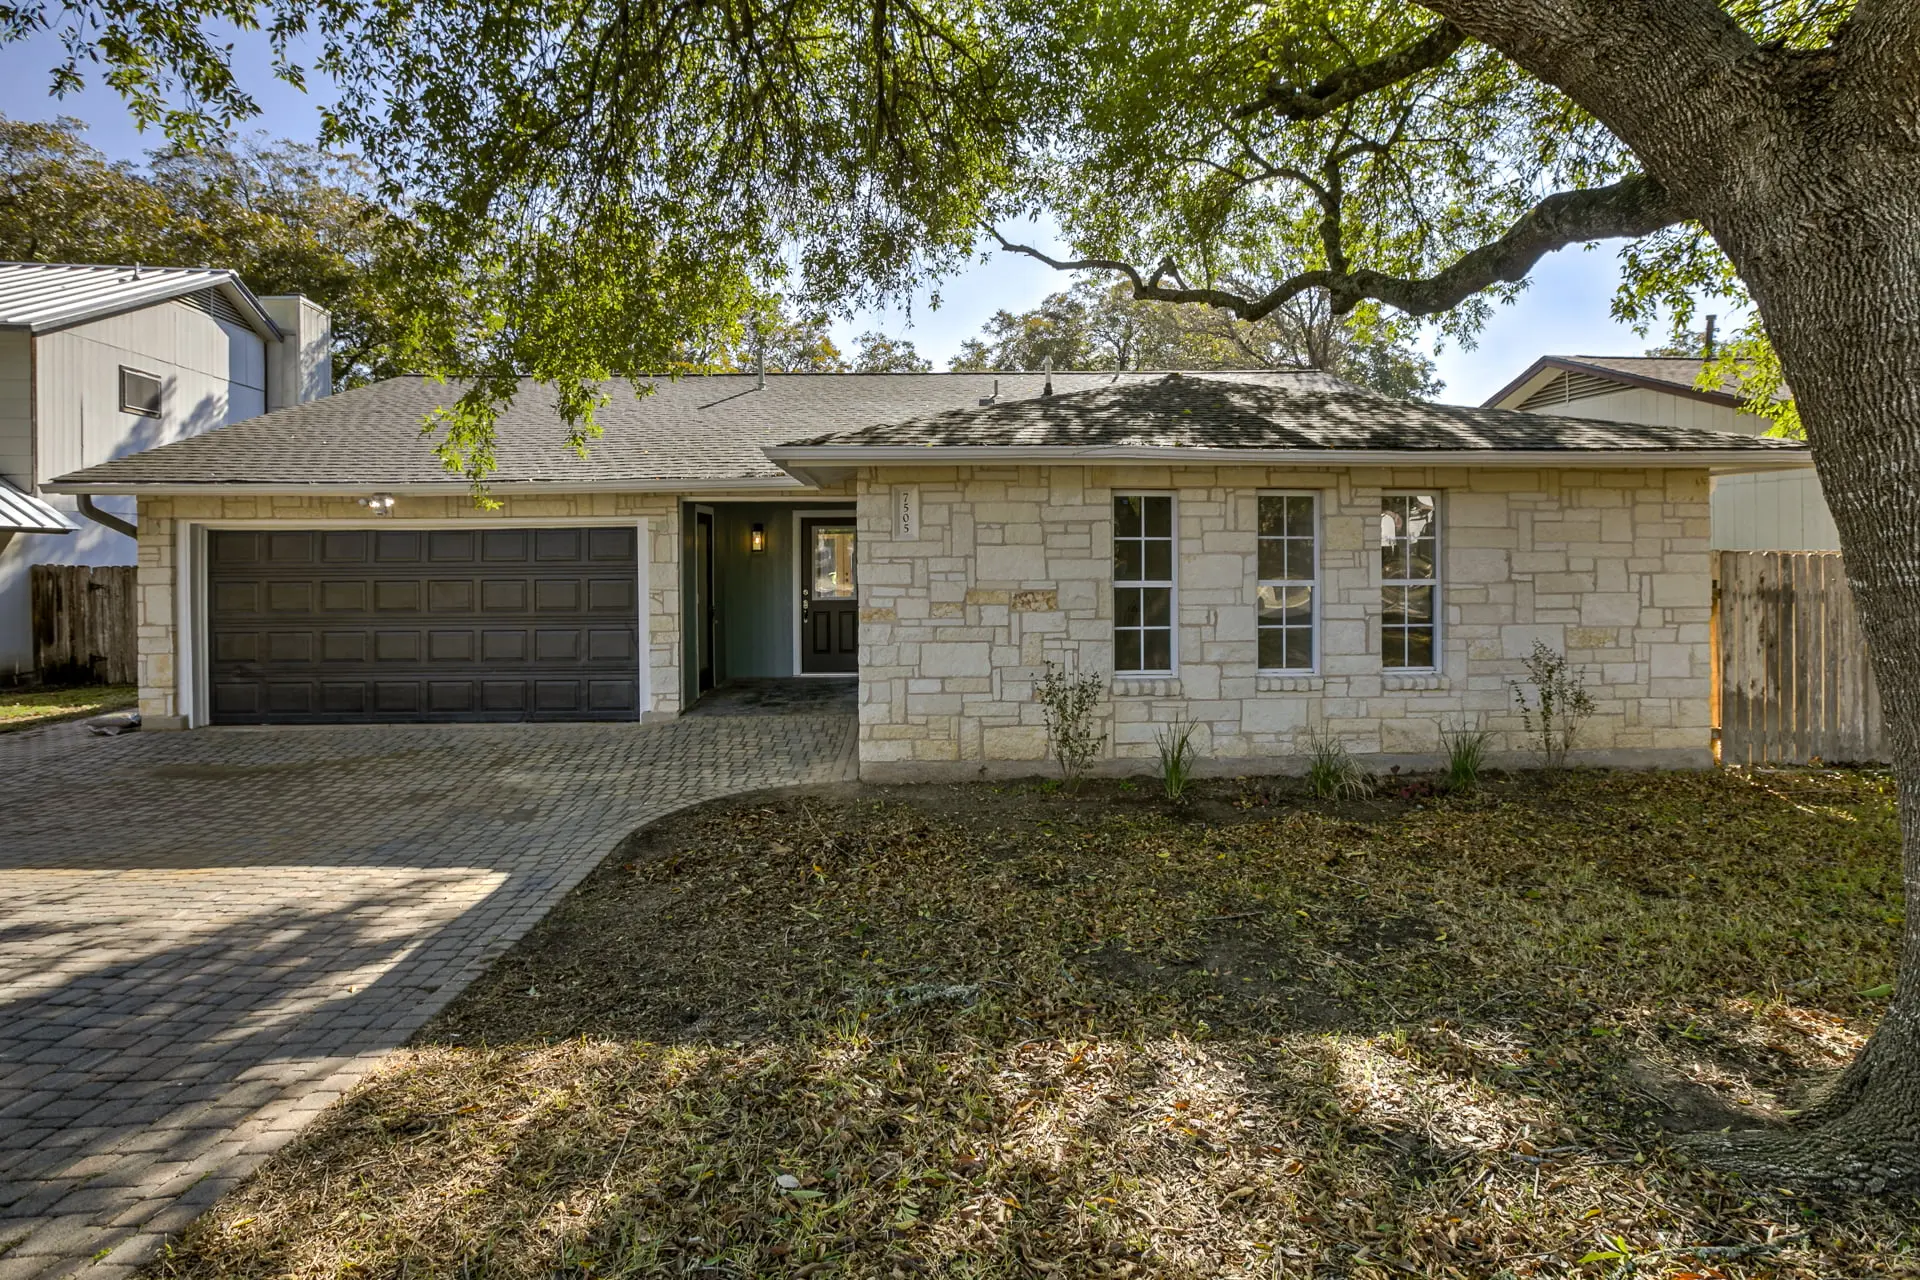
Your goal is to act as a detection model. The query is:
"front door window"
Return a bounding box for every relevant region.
[812,526,856,600]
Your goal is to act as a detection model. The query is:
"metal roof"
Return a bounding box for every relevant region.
[0,262,282,339]
[0,478,78,534]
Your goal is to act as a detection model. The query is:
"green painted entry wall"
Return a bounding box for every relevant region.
[682,502,856,704]
[716,502,796,679]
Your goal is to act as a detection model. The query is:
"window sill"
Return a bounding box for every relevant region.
[1111,675,1181,697]
[1256,673,1323,693]
[1382,671,1448,692]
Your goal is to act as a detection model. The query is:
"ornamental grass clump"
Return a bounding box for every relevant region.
[1155,718,1200,805]
[1440,718,1492,794]
[1304,727,1373,800]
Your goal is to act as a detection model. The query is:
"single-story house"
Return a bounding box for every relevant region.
[1484,353,1834,552]
[44,369,1810,776]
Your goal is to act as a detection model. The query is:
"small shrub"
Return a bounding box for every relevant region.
[1155,718,1200,805]
[1304,728,1373,800]
[1509,641,1596,768]
[1440,719,1492,794]
[1035,661,1106,791]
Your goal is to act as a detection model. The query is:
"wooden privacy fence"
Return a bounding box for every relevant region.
[31,564,137,686]
[1716,550,1885,765]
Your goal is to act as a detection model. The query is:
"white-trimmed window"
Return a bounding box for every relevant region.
[1380,492,1439,669]
[1114,493,1174,674]
[1257,492,1317,671]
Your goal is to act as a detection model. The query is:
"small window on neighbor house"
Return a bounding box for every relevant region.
[119,367,162,418]
[1257,493,1318,671]
[1114,493,1174,674]
[1381,493,1439,669]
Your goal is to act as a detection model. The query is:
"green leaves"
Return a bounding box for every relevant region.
[8,0,1827,484]
[0,115,466,391]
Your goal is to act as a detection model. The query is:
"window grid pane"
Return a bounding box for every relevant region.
[1115,495,1174,674]
[1381,492,1439,670]
[1257,494,1317,672]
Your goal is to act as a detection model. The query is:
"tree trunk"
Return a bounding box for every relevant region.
[1684,167,1920,1191]
[1429,0,1920,1189]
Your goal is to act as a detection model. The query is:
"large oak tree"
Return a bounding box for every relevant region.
[7,0,1916,1187]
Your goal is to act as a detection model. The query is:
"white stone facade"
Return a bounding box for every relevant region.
[130,465,1714,777]
[853,464,1714,776]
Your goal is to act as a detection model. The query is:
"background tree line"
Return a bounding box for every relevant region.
[0,116,1440,400]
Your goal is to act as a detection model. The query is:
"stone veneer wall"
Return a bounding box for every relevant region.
[854,464,1714,775]
[129,491,829,727]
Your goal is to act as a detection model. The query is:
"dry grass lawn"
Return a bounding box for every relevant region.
[146,768,1916,1278]
[0,682,134,730]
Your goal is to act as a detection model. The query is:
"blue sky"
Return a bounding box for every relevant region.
[1,28,1675,406]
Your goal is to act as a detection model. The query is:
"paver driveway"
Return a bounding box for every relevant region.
[0,710,856,1279]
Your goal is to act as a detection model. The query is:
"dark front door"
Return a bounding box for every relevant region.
[799,516,857,674]
[206,526,641,724]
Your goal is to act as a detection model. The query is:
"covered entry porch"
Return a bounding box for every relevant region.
[680,500,858,710]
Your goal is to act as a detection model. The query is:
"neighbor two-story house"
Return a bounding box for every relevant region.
[0,262,331,681]
[1484,354,1836,551]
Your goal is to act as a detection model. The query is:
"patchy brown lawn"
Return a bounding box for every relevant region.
[0,682,135,731]
[147,769,1916,1279]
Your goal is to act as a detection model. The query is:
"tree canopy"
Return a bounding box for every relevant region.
[0,115,463,390]
[1,0,1835,474]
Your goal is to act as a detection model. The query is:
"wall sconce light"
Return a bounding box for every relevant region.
[749,522,767,553]
[359,493,396,516]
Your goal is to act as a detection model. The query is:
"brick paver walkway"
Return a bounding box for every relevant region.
[0,712,856,1279]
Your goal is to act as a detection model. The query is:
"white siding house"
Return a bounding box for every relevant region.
[0,263,331,681]
[1484,355,1837,551]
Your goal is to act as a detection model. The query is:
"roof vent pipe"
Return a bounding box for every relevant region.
[78,494,136,540]
[1041,355,1053,397]
[751,311,765,390]
[1702,314,1717,359]
[978,377,999,407]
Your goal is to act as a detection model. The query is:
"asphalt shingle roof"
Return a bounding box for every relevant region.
[49,368,1802,493]
[1483,354,1794,409]
[44,371,1298,488]
[779,371,1807,454]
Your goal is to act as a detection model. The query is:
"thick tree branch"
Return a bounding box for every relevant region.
[988,171,1681,322]
[1833,0,1920,134]
[1232,20,1465,122]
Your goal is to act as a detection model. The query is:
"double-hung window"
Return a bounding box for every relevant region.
[1257,493,1317,671]
[1380,493,1439,669]
[1113,493,1174,674]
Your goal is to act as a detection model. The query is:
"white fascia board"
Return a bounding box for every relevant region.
[41,474,821,497]
[215,277,285,341]
[762,444,1815,474]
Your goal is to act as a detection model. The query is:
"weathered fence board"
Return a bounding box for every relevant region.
[1716,550,1885,765]
[31,564,137,686]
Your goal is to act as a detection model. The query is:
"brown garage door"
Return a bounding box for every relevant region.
[207,526,641,724]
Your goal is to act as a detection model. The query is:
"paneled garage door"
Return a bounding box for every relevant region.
[207,526,641,724]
